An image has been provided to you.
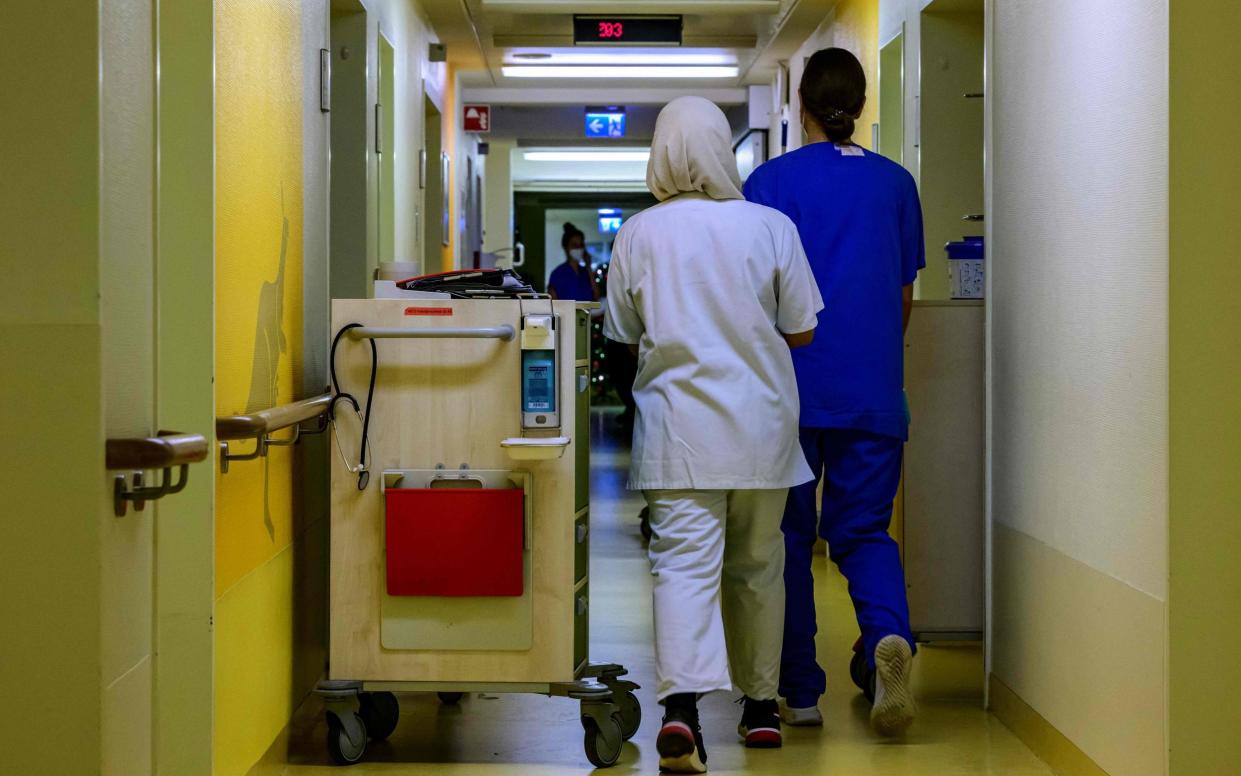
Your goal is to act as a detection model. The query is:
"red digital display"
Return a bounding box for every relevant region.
[598,21,625,39]
[574,15,682,46]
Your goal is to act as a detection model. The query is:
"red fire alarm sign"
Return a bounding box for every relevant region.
[464,104,491,133]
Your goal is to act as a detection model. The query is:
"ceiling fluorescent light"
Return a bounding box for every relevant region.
[503,65,738,79]
[507,51,736,66]
[524,150,651,162]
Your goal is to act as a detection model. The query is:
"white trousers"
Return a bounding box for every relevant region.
[644,488,788,701]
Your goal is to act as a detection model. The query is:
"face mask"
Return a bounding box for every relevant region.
[569,248,585,263]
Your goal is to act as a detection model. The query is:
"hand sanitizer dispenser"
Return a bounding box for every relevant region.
[521,314,559,429]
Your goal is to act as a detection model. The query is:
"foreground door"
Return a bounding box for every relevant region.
[99,2,216,773]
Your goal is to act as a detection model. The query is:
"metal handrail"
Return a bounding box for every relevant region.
[345,325,516,341]
[216,392,332,473]
[216,392,333,441]
[106,432,209,517]
[107,432,209,470]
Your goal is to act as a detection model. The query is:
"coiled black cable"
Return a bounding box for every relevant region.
[329,322,377,490]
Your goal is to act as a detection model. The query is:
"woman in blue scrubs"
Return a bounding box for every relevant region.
[744,47,925,737]
[548,222,599,301]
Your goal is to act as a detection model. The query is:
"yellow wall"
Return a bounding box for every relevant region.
[832,0,880,149]
[784,0,880,153]
[441,62,459,271]
[1168,1,1241,771]
[213,1,305,773]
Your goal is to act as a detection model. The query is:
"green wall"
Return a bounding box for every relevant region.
[0,4,104,773]
[1168,1,1241,772]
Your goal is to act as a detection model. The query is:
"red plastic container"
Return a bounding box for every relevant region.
[384,487,525,597]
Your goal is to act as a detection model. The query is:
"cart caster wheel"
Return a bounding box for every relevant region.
[849,648,867,691]
[639,507,652,542]
[849,649,876,703]
[583,713,624,768]
[326,710,368,765]
[358,691,399,741]
[437,691,464,705]
[615,691,641,740]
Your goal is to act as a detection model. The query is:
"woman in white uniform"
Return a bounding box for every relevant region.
[604,96,823,773]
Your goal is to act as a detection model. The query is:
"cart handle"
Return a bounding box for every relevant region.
[346,325,516,341]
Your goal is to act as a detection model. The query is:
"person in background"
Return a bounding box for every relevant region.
[548,222,599,301]
[744,47,926,737]
[604,96,822,773]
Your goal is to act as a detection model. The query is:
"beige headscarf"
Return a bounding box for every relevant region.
[646,96,744,202]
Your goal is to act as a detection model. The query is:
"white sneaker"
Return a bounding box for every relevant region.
[870,635,916,736]
[779,701,823,727]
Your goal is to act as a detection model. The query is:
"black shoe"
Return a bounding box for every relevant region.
[737,697,782,748]
[658,694,707,773]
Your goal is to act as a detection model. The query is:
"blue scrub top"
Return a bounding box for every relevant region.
[744,142,925,440]
[548,260,596,302]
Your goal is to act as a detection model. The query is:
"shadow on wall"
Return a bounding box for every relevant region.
[246,189,290,539]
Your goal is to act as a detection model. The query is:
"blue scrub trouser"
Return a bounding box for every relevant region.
[779,427,915,708]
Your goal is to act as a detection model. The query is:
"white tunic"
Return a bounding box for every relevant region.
[604,193,824,490]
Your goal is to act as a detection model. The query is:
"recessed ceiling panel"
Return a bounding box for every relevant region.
[482,1,782,14]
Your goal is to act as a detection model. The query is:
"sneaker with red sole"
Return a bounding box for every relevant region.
[736,697,783,748]
[657,699,707,773]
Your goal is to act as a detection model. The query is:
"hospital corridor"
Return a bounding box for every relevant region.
[2,1,1239,776]
[270,413,1047,775]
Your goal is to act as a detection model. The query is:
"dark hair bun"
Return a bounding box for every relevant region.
[800,47,866,143]
[561,222,585,249]
[821,111,855,142]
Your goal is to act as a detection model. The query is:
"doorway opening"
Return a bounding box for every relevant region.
[879,28,905,165]
[918,0,985,301]
[329,1,369,300]
[423,95,444,271]
[377,33,396,265]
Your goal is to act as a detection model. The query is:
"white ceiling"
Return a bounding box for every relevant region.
[481,1,784,13]
[420,0,841,96]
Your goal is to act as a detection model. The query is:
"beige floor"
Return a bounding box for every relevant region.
[275,413,1049,775]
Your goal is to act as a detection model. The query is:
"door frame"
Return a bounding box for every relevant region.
[154,1,217,772]
[981,0,995,707]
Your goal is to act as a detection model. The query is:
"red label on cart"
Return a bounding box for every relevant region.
[404,307,454,316]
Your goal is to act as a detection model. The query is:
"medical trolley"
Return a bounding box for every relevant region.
[316,296,638,768]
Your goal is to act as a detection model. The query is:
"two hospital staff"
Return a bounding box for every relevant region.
[604,96,821,773]
[603,47,924,775]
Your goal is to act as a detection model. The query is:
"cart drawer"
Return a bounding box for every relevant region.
[575,365,590,511]
[384,487,525,597]
[575,510,589,584]
[576,308,590,361]
[574,582,590,670]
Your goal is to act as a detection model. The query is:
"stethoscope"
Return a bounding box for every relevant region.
[329,322,376,491]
